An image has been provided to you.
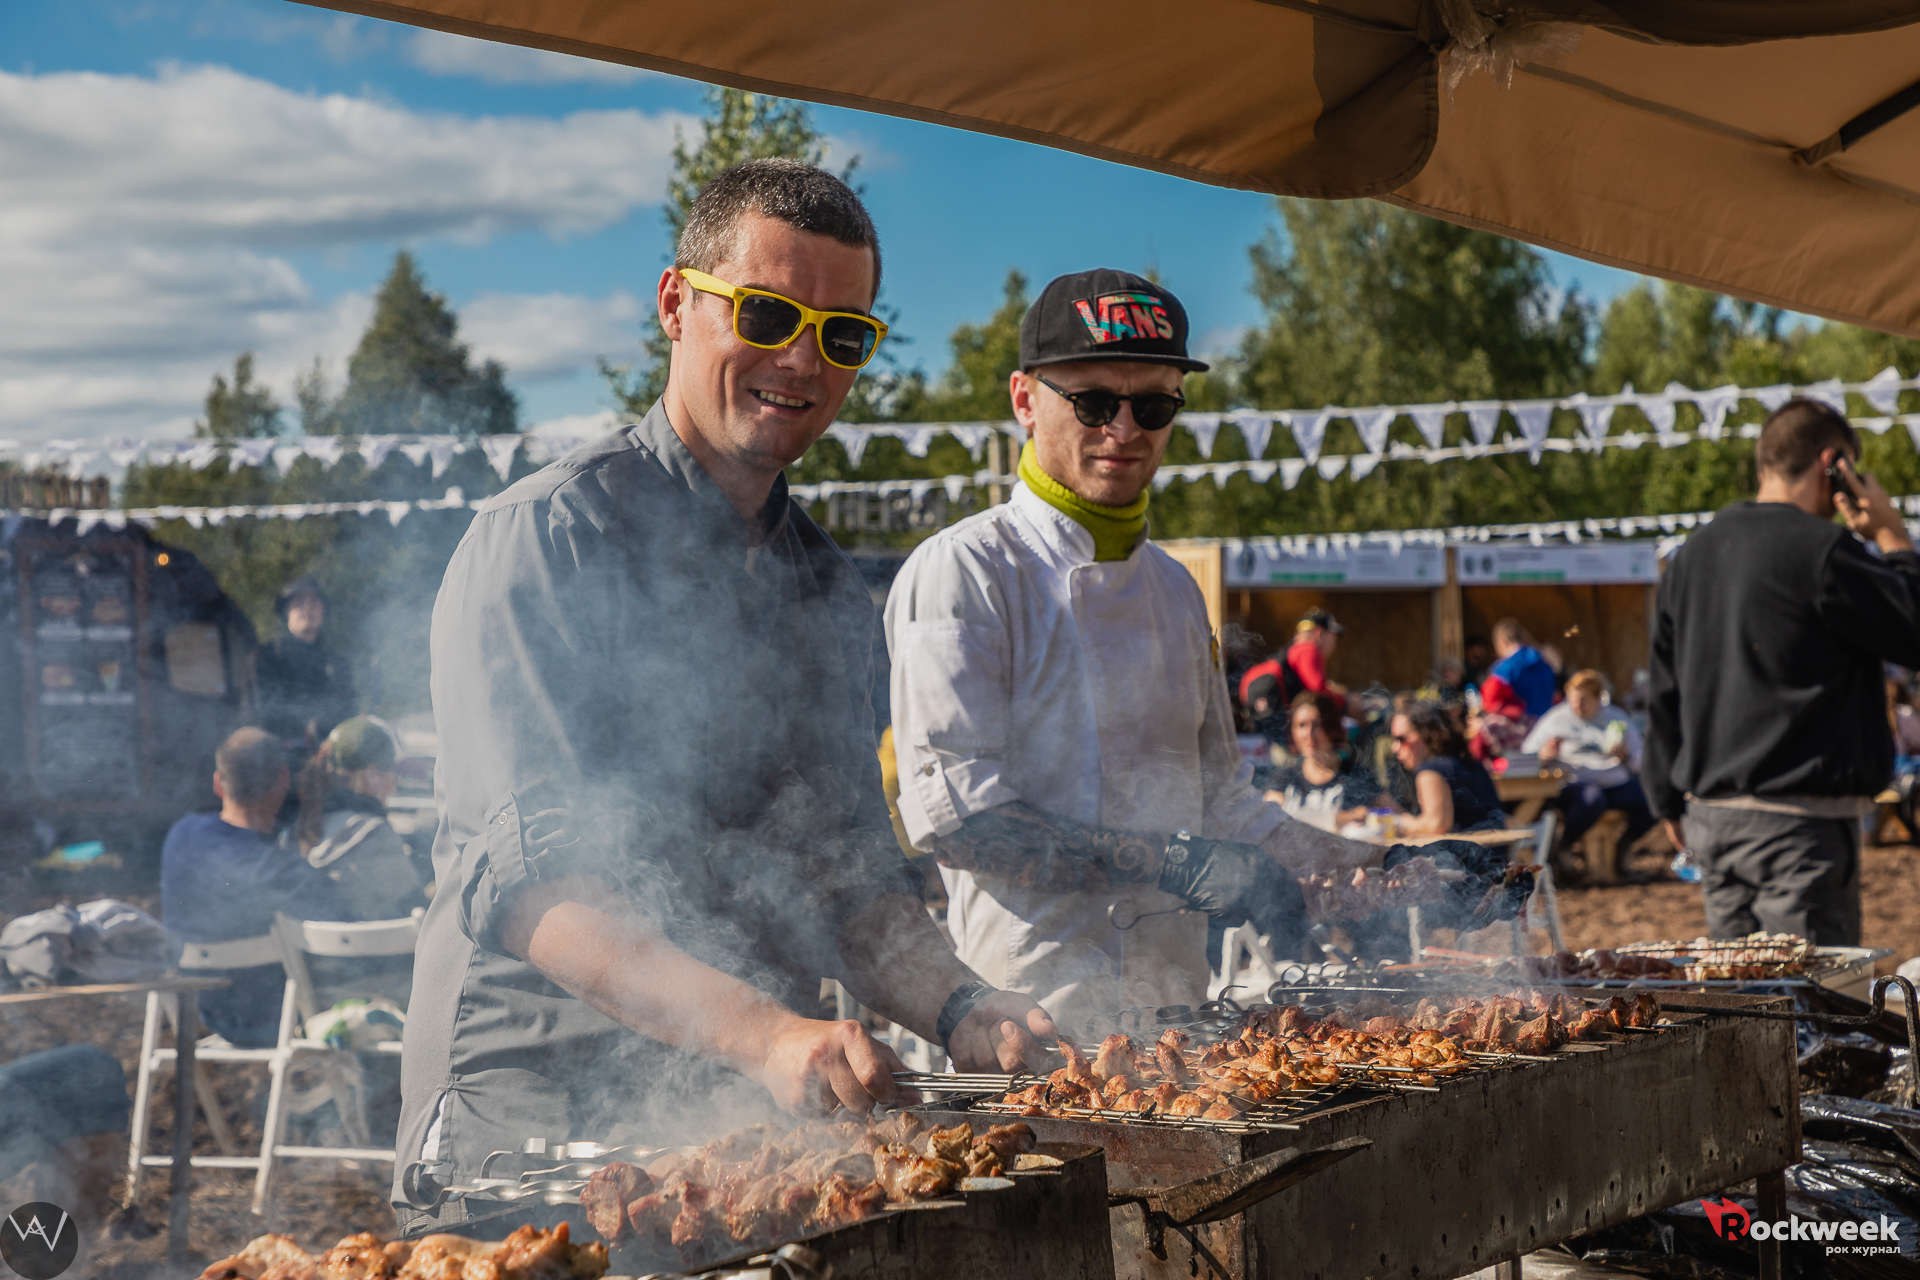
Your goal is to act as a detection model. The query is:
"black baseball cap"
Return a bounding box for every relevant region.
[1298,608,1343,635]
[1020,268,1209,373]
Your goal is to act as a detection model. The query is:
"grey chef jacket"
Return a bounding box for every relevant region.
[394,403,914,1230]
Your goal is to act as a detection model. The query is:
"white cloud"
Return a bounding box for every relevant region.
[461,291,650,382]
[0,64,694,444]
[406,29,653,86]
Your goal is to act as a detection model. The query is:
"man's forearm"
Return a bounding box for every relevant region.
[501,879,804,1079]
[929,801,1166,892]
[1263,813,1379,871]
[837,893,980,1043]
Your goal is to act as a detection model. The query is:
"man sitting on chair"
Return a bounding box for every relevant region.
[160,727,344,1046]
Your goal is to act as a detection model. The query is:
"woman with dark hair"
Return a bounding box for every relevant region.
[1264,693,1398,831]
[1391,702,1506,835]
[291,715,428,918]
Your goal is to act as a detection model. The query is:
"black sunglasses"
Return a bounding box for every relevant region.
[1033,372,1184,431]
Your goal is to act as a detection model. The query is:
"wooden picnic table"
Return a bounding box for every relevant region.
[0,974,228,1261]
[1495,767,1568,827]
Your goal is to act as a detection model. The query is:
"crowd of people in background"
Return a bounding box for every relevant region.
[157,573,428,1048]
[1232,609,1653,853]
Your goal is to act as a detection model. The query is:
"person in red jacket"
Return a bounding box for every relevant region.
[1237,609,1348,737]
[1285,609,1348,715]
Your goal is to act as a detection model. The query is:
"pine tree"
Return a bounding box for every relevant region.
[193,352,282,441]
[333,251,519,437]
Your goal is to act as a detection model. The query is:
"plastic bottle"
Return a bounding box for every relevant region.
[1670,846,1703,883]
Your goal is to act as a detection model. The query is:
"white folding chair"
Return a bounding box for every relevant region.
[126,933,289,1199]
[253,913,420,1214]
[1524,811,1566,953]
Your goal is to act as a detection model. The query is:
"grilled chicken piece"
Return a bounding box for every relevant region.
[390,1234,493,1280]
[978,1122,1036,1160]
[1058,1039,1098,1086]
[581,1161,650,1243]
[1568,1009,1609,1040]
[667,1183,719,1250]
[925,1122,975,1164]
[872,1144,963,1200]
[1629,993,1661,1027]
[810,1174,887,1228]
[199,1236,314,1280]
[1513,1013,1569,1056]
[1202,1096,1242,1120]
[492,1222,589,1277]
[311,1232,400,1280]
[1154,1041,1194,1086]
[1092,1033,1139,1081]
[864,1111,925,1150]
[723,1176,796,1244]
[965,1144,1006,1176]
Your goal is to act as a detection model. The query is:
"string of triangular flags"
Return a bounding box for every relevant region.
[790,412,1920,502]
[4,369,1915,485]
[35,491,1920,563]
[43,490,483,534]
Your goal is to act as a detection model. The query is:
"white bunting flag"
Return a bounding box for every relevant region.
[1409,406,1449,450]
[1510,401,1556,461]
[1291,410,1331,463]
[1350,407,1396,456]
[1464,403,1504,446]
[1234,411,1274,460]
[1186,415,1221,459]
[1864,367,1905,415]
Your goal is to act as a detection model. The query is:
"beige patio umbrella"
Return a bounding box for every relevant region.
[297,1,1920,336]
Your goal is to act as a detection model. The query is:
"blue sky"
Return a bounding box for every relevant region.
[0,0,1652,444]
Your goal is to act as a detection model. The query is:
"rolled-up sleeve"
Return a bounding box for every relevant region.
[431,495,642,952]
[884,540,1023,847]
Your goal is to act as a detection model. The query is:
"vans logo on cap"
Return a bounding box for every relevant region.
[1074,292,1175,345]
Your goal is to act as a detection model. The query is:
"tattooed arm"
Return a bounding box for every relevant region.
[929,801,1170,892]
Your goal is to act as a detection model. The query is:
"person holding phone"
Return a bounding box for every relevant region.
[1644,398,1920,944]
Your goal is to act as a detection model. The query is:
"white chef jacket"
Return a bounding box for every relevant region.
[885,482,1285,1033]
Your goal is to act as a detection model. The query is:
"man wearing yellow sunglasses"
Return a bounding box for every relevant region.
[401,159,1053,1232]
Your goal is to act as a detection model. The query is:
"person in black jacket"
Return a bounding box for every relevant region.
[255,576,356,753]
[1644,398,1920,945]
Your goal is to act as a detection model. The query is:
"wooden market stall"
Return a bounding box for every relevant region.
[1,518,260,859]
[1164,539,1448,691]
[1164,538,1663,696]
[1454,542,1661,695]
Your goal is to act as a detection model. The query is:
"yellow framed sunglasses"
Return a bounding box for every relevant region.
[679,267,889,370]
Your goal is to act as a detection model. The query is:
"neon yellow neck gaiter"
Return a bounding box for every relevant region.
[1018,440,1148,562]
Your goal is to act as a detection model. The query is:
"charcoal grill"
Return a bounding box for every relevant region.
[403,1135,1115,1280]
[917,991,1798,1280]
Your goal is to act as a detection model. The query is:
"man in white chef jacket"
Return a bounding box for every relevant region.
[886,269,1414,1035]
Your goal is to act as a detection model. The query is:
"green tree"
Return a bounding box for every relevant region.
[293,357,342,436]
[602,87,850,414]
[915,270,1029,421]
[333,251,519,437]
[1239,201,1590,410]
[193,352,282,441]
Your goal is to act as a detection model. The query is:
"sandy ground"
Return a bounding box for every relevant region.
[6,844,1917,1278]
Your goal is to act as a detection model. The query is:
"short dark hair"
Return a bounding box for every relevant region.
[1756,397,1858,483]
[215,727,286,804]
[677,158,881,299]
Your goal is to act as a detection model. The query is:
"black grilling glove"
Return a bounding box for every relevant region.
[1154,833,1310,953]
